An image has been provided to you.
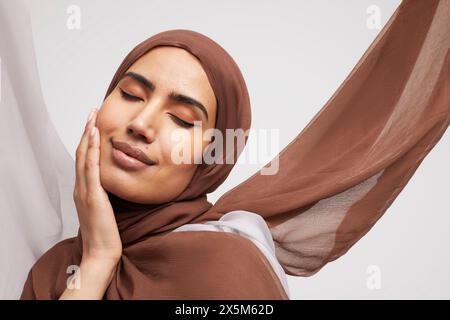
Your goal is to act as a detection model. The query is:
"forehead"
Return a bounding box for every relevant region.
[129,46,209,89]
[127,46,217,120]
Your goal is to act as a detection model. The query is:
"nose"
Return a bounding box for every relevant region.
[126,97,164,143]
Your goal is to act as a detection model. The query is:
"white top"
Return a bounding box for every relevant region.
[172,210,290,298]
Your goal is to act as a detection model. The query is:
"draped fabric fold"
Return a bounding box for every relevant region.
[205,0,450,276]
[1,0,448,299]
[0,0,78,299]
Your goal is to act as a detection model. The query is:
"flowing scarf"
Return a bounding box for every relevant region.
[20,0,450,299]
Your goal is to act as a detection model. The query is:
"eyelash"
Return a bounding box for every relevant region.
[167,113,195,128]
[119,88,194,128]
[119,88,143,102]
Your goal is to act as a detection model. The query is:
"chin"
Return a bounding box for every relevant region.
[100,173,156,204]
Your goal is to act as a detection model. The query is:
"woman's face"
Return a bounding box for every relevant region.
[96,46,217,204]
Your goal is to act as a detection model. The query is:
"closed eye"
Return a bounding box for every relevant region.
[167,113,195,128]
[119,88,144,102]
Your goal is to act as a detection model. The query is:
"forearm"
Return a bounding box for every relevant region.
[59,258,117,300]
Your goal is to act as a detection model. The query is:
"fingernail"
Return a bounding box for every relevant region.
[87,108,96,122]
[90,126,96,137]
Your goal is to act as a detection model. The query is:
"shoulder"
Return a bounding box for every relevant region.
[162,231,289,299]
[20,236,78,299]
[31,236,78,273]
[163,229,266,263]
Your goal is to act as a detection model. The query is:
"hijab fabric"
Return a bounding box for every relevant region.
[20,0,450,299]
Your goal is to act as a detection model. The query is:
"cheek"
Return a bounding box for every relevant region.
[158,125,208,166]
[96,98,125,134]
[96,99,129,164]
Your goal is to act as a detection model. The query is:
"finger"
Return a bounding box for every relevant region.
[75,108,97,189]
[85,123,102,196]
[76,108,98,191]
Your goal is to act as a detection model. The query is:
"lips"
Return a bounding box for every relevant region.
[111,139,157,166]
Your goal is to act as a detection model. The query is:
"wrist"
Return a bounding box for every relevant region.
[80,256,118,277]
[59,256,118,300]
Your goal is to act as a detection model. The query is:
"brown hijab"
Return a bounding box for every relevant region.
[21,0,450,299]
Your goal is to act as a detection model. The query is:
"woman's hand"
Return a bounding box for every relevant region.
[73,108,122,266]
[60,108,121,300]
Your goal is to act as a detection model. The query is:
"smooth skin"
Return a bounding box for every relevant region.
[98,46,217,204]
[59,46,217,299]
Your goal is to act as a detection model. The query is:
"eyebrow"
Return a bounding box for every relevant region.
[120,71,209,121]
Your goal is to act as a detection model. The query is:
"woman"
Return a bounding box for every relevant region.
[4,0,450,299]
[20,29,291,300]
